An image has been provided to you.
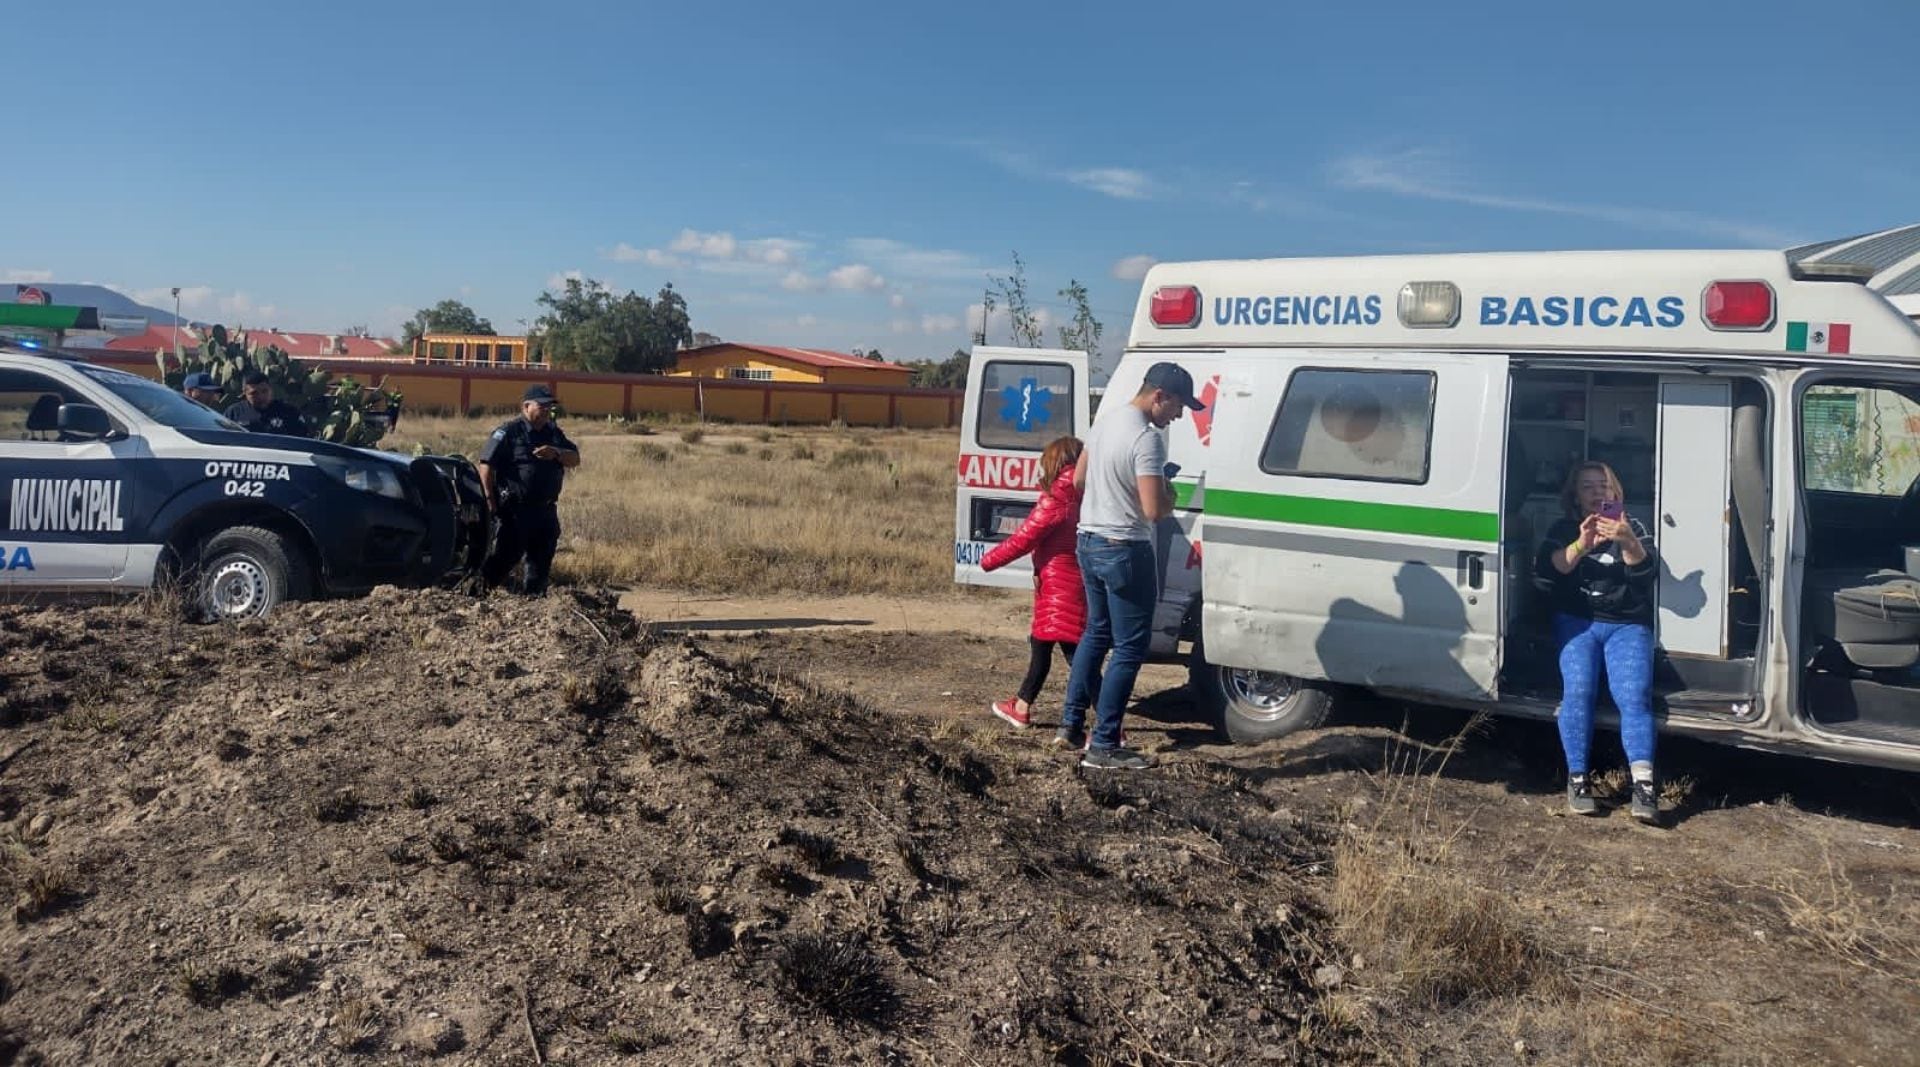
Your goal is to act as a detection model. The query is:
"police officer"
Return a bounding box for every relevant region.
[224,371,311,436]
[181,371,223,408]
[478,384,580,596]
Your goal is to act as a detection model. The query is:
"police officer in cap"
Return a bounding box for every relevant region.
[181,372,223,408]
[478,384,580,596]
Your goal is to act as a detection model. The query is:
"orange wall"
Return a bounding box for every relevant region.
[80,354,957,427]
[670,346,915,388]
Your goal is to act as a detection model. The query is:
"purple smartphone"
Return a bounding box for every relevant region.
[1598,501,1623,521]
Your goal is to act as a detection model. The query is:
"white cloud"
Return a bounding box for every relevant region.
[1111,254,1157,281]
[4,269,53,284]
[132,284,285,324]
[946,140,1162,202]
[217,292,277,321]
[1330,148,1793,246]
[889,319,916,334]
[888,292,909,309]
[134,285,216,311]
[826,263,887,291]
[920,313,961,334]
[1067,167,1154,200]
[745,238,804,265]
[844,237,988,282]
[796,314,818,328]
[669,228,737,258]
[546,269,587,290]
[780,271,821,292]
[607,242,649,263]
[964,303,1054,342]
[658,229,806,266]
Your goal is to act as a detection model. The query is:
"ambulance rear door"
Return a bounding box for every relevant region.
[1203,351,1510,701]
[954,347,1090,588]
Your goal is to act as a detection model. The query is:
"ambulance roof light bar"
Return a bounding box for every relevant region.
[1790,260,1876,284]
[1149,286,1200,328]
[1702,280,1775,331]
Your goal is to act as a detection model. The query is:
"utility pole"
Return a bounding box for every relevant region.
[170,288,181,361]
[973,286,993,347]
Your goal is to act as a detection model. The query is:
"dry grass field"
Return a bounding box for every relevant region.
[385,413,961,595]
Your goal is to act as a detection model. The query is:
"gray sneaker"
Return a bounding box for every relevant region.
[1052,725,1086,750]
[1566,774,1599,816]
[1081,746,1153,771]
[1629,779,1663,826]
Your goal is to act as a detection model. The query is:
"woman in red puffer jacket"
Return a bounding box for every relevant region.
[982,435,1086,730]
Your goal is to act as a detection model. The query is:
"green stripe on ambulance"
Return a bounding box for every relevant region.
[1207,488,1499,543]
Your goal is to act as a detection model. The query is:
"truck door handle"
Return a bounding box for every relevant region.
[1458,552,1486,590]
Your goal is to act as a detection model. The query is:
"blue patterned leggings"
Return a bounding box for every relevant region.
[1553,614,1657,774]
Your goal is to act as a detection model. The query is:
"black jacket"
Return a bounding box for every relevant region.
[225,399,310,437]
[479,417,577,506]
[1535,516,1659,625]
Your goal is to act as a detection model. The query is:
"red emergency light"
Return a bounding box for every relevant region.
[1702,281,1775,331]
[1150,286,1200,328]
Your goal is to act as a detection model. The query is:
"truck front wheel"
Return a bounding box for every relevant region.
[196,526,312,621]
[1189,638,1333,743]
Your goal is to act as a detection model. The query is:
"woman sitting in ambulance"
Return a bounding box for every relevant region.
[1536,461,1663,826]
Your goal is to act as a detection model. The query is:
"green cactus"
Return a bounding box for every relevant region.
[155,326,403,447]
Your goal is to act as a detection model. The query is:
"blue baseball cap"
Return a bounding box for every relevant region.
[182,372,219,391]
[1143,362,1205,411]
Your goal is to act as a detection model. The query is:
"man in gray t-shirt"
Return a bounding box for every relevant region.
[1058,362,1205,770]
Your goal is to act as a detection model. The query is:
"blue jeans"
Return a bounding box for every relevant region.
[1062,533,1156,750]
[1553,613,1657,775]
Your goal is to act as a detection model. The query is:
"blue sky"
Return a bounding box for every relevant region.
[7,0,1917,362]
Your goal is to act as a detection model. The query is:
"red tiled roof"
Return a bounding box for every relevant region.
[96,325,203,352]
[98,326,400,360]
[682,342,913,374]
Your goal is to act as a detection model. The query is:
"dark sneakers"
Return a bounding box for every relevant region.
[1081,746,1153,771]
[1566,773,1600,816]
[1052,725,1087,750]
[1629,779,1663,826]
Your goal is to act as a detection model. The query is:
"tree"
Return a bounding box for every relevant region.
[533,277,692,374]
[691,330,723,348]
[904,349,968,389]
[1056,279,1104,375]
[399,300,495,348]
[852,347,886,361]
[989,252,1043,347]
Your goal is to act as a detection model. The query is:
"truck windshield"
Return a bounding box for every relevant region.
[75,365,242,430]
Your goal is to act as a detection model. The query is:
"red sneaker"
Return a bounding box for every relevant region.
[990,699,1032,730]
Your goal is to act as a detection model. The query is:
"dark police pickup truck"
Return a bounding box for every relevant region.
[0,346,489,618]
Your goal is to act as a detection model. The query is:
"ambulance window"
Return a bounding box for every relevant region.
[0,369,86,441]
[1801,384,1920,496]
[976,360,1075,452]
[1261,368,1436,484]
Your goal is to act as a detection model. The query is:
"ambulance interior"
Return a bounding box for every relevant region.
[1796,379,1920,745]
[1499,369,1767,714]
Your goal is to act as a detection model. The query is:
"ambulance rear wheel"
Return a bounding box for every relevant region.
[196,526,310,621]
[1189,641,1332,743]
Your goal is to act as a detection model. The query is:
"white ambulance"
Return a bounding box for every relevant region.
[956,249,1920,771]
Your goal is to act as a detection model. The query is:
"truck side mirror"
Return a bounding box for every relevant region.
[57,403,118,441]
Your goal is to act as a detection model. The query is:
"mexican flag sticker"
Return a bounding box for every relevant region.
[1786,321,1851,354]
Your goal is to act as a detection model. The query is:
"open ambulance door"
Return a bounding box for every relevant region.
[954,346,1091,589]
[1202,352,1510,703]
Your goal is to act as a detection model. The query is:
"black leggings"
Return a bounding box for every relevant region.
[1017,638,1079,704]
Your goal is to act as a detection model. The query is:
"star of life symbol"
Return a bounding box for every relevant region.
[998,377,1054,432]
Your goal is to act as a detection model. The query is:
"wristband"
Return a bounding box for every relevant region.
[1567,539,1586,558]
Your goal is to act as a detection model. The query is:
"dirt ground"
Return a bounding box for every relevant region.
[661,589,1920,1066]
[0,587,1915,1066]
